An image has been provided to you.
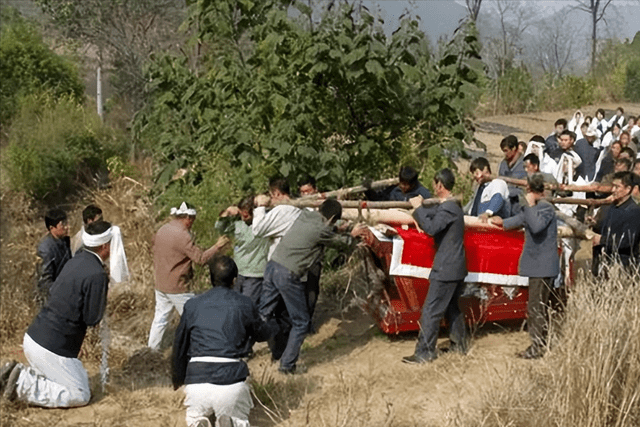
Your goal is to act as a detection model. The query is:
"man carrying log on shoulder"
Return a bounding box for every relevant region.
[490,173,559,360]
[403,168,468,364]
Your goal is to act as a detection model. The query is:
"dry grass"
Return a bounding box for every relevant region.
[453,264,640,427]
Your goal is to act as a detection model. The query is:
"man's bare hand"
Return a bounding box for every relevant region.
[409,195,424,209]
[478,213,490,223]
[592,233,601,246]
[254,194,270,207]
[214,235,232,251]
[350,223,369,238]
[221,206,240,217]
[489,216,503,227]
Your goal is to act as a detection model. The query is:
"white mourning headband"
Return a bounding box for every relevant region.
[82,227,113,247]
[170,201,197,216]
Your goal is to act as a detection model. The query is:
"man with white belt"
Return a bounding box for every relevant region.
[172,256,273,427]
[0,221,113,407]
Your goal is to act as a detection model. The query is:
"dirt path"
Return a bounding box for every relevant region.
[2,102,639,427]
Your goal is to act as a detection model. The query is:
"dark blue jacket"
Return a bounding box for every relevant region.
[573,138,600,181]
[412,199,467,282]
[35,234,71,299]
[172,286,272,389]
[598,198,640,266]
[503,200,559,278]
[27,249,108,358]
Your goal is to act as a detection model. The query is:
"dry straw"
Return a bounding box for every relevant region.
[453,262,640,427]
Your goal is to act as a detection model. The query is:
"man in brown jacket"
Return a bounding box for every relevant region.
[148,202,230,351]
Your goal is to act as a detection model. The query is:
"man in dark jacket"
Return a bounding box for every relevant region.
[34,208,71,307]
[403,168,468,364]
[592,172,640,271]
[172,256,272,427]
[1,221,112,407]
[492,173,559,359]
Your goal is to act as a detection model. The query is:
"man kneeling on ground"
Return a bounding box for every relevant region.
[172,256,273,427]
[1,221,113,407]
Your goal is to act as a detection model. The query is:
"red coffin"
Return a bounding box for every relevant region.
[362,226,536,334]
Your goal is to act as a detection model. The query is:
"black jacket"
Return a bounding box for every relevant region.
[35,234,71,299]
[172,286,272,389]
[27,250,108,358]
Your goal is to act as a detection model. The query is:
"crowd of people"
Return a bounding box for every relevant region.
[1,109,639,427]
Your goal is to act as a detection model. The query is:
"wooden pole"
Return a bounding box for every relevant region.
[280,196,461,209]
[499,176,612,193]
[298,177,399,200]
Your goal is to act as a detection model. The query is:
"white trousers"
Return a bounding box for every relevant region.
[147,290,194,350]
[184,381,253,427]
[16,333,91,408]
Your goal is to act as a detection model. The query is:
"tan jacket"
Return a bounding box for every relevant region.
[153,219,217,293]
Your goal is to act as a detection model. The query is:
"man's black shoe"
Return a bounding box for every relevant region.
[402,353,436,364]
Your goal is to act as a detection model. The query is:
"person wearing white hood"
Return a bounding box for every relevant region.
[71,205,130,284]
[1,221,113,407]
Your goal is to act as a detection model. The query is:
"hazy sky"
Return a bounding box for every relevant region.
[363,0,640,43]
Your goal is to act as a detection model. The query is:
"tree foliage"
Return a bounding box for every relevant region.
[134,0,484,204]
[0,7,83,129]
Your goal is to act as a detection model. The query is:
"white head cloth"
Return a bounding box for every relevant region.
[170,202,197,216]
[82,227,113,247]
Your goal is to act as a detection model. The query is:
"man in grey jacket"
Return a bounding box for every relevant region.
[259,199,366,374]
[491,173,559,359]
[403,169,468,364]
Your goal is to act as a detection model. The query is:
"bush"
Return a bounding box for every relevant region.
[0,7,84,128]
[624,58,640,102]
[2,94,128,200]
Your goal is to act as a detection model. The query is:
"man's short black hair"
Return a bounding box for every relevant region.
[527,173,545,194]
[554,118,567,128]
[298,174,316,189]
[616,157,633,171]
[500,135,518,150]
[523,153,540,167]
[613,171,634,188]
[45,208,67,230]
[398,166,419,184]
[434,168,455,191]
[208,256,238,288]
[82,205,103,224]
[269,176,290,196]
[237,195,254,213]
[530,135,545,144]
[596,108,605,118]
[616,106,624,114]
[560,129,576,141]
[470,157,491,173]
[319,198,342,222]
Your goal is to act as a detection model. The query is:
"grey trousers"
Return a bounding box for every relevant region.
[527,277,554,355]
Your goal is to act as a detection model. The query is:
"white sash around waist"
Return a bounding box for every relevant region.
[190,356,241,363]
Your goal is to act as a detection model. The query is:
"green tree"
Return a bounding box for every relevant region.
[0,7,83,130]
[134,0,484,208]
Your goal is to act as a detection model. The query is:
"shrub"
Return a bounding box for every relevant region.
[2,94,127,200]
[624,58,640,102]
[0,6,83,127]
